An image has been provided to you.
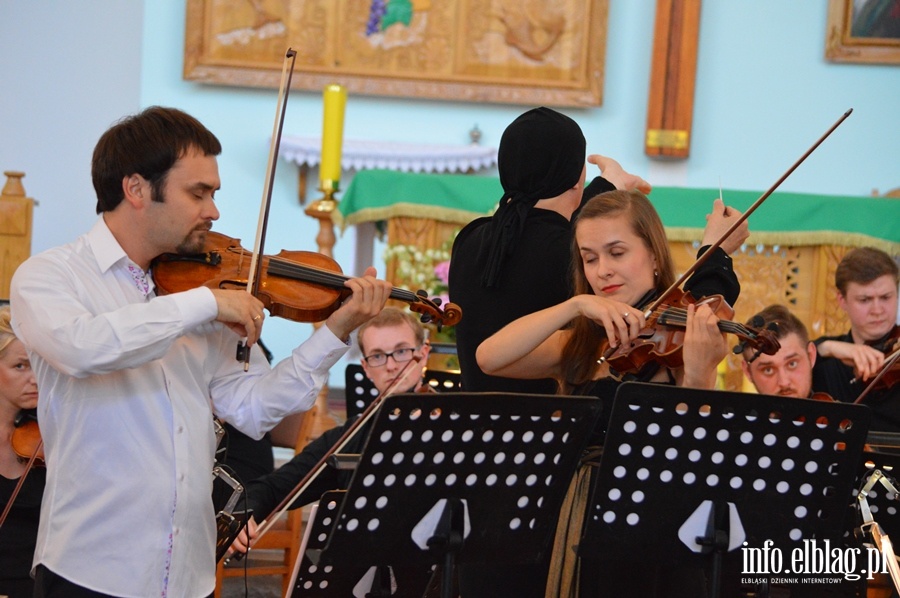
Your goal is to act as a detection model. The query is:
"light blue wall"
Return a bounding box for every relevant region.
[3,1,898,365]
[139,1,899,361]
[0,0,143,255]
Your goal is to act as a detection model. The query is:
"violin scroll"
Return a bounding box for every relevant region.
[411,289,462,331]
[603,290,780,377]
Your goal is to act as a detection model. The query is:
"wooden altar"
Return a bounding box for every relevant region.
[339,170,900,391]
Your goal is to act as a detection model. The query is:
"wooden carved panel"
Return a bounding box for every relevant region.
[184,0,609,106]
[670,242,854,392]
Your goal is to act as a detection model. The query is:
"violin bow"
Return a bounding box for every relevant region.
[598,108,853,366]
[854,345,900,405]
[644,108,852,319]
[238,48,298,370]
[0,439,43,530]
[249,355,425,545]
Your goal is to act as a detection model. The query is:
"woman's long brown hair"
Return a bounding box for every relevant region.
[559,190,675,393]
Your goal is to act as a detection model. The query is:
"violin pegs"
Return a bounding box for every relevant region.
[750,315,765,329]
[433,297,442,306]
[416,289,428,298]
[747,349,764,364]
[732,341,747,355]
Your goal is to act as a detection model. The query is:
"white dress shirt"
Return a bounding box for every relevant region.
[10,217,348,597]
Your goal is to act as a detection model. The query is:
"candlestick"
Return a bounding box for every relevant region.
[319,84,347,193]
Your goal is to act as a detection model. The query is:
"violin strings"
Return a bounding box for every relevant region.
[650,306,752,336]
[266,257,419,302]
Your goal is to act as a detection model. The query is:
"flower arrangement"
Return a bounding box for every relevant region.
[383,233,457,343]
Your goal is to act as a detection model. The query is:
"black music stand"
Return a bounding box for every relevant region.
[288,490,436,597]
[345,363,379,421]
[312,392,603,598]
[580,382,871,598]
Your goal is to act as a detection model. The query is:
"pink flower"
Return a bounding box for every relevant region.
[434,260,451,284]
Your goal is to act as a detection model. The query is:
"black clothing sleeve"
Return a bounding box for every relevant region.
[683,246,741,306]
[246,419,366,518]
[581,176,617,204]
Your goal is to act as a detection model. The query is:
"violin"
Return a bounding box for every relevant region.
[867,324,900,354]
[151,231,462,330]
[602,288,781,377]
[11,409,43,465]
[854,344,900,404]
[597,110,851,379]
[865,325,900,392]
[0,410,44,530]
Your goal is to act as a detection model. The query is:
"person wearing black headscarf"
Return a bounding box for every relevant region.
[450,107,743,398]
[449,107,745,597]
[451,107,597,397]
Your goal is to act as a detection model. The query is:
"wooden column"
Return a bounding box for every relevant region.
[645,0,702,159]
[303,193,341,438]
[0,171,34,299]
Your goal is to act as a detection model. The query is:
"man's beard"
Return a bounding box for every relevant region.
[175,226,210,255]
[151,186,210,255]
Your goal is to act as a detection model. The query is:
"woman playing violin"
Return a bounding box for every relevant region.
[0,306,43,598]
[478,190,729,403]
[477,190,732,598]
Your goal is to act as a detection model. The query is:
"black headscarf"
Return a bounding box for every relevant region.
[482,107,586,288]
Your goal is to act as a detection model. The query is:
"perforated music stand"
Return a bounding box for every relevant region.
[580,382,871,598]
[313,392,603,598]
[287,490,435,597]
[345,364,463,421]
[345,363,378,421]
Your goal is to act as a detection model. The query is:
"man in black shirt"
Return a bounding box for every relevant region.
[228,307,432,553]
[813,247,899,425]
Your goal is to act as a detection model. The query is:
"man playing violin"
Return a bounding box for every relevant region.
[228,306,432,557]
[9,106,392,598]
[736,305,861,598]
[740,304,817,400]
[812,247,899,413]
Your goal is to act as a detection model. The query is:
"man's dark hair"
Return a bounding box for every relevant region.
[91,106,221,213]
[743,304,809,355]
[834,247,899,295]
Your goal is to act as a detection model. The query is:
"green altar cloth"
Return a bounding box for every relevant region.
[337,169,900,254]
[337,169,500,228]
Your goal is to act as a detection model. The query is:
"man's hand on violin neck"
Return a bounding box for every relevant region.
[326,267,393,342]
[210,289,266,346]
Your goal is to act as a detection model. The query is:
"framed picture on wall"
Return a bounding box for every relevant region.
[183,0,609,107]
[825,0,900,64]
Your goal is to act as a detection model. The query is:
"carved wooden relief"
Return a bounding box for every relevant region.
[184,0,609,107]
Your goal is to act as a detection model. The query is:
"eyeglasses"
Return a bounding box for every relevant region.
[362,346,420,368]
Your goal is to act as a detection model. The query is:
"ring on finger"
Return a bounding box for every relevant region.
[253,315,262,321]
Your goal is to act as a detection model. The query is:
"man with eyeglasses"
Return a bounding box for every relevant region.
[228,307,432,555]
